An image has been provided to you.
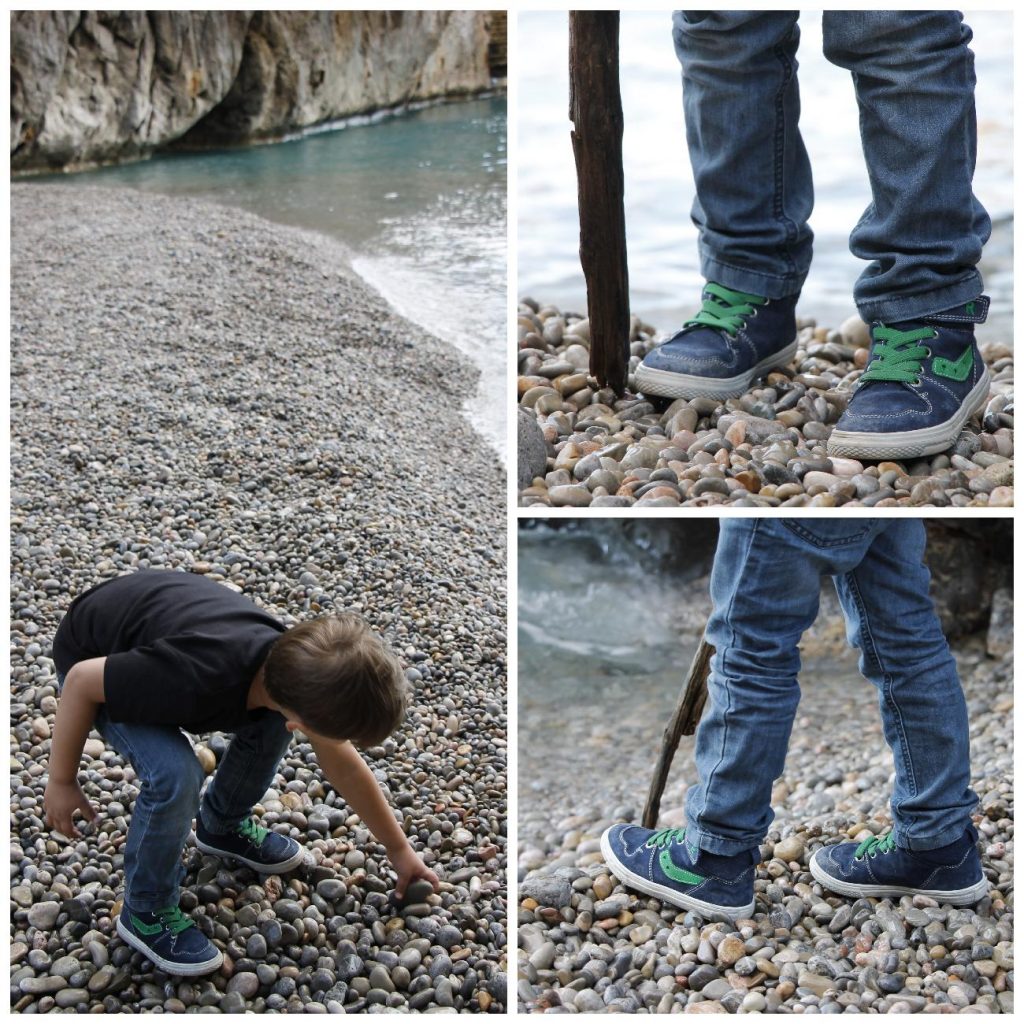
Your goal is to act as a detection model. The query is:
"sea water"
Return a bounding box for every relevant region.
[64,96,508,458]
[519,11,1012,342]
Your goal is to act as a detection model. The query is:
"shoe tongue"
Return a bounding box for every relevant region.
[920,295,989,326]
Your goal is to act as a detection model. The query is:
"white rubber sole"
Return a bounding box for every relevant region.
[195,837,307,874]
[600,830,755,923]
[827,369,991,460]
[809,851,989,905]
[634,337,799,400]
[115,913,224,976]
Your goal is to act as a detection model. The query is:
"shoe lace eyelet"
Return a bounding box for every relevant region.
[923,348,932,358]
[912,378,922,387]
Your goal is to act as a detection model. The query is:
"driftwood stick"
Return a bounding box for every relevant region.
[568,11,630,393]
[642,638,714,829]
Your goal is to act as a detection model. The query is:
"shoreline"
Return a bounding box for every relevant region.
[518,300,1014,507]
[10,184,507,1013]
[13,90,508,179]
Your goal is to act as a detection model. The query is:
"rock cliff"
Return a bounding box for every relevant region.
[11,11,499,171]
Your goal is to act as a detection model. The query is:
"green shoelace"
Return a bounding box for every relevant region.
[858,325,937,385]
[854,832,897,860]
[155,905,195,934]
[644,827,688,850]
[238,816,269,846]
[686,282,768,336]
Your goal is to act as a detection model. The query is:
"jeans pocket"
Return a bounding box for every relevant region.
[781,520,874,547]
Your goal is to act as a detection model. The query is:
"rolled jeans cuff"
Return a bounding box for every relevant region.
[891,821,973,853]
[686,820,763,857]
[700,252,807,301]
[856,272,984,324]
[197,805,247,835]
[123,890,181,914]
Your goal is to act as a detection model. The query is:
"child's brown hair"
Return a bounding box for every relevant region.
[263,614,409,744]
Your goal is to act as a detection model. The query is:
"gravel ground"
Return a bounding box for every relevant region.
[518,594,1013,1014]
[10,184,507,1013]
[517,301,1014,508]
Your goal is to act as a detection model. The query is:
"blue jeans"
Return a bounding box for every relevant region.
[686,519,977,856]
[56,674,291,912]
[673,11,991,321]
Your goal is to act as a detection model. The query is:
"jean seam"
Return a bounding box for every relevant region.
[844,569,919,817]
[771,41,798,279]
[696,520,761,841]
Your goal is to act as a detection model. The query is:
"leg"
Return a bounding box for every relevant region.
[674,10,813,298]
[602,519,885,920]
[831,521,978,850]
[92,708,204,912]
[199,710,292,833]
[686,519,859,854]
[822,11,991,322]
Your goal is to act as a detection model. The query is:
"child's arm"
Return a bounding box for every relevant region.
[44,657,107,837]
[306,731,440,899]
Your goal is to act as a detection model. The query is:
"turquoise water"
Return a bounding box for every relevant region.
[64,96,508,456]
[519,11,1013,342]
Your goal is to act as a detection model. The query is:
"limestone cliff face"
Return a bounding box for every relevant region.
[11,11,497,171]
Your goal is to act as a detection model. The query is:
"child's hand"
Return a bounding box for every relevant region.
[43,779,98,838]
[390,844,440,901]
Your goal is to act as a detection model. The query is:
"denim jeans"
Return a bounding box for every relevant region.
[673,11,992,321]
[686,519,977,856]
[56,674,291,912]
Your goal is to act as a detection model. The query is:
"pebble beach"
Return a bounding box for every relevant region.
[517,301,1014,507]
[517,574,1013,1015]
[10,185,507,1013]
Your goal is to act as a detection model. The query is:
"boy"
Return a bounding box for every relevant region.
[44,569,439,976]
[602,518,988,921]
[634,11,992,460]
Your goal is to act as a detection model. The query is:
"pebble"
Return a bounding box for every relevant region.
[519,301,1013,508]
[27,901,61,930]
[10,187,507,1014]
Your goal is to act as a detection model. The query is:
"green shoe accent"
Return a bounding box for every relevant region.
[658,851,706,886]
[131,907,194,936]
[859,325,936,385]
[932,345,975,382]
[965,301,976,316]
[854,832,897,860]
[130,914,163,936]
[642,827,707,885]
[686,282,768,337]
[238,816,269,846]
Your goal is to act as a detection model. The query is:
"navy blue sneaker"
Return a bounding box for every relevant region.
[116,904,223,976]
[600,824,757,922]
[635,283,799,400]
[810,826,988,905]
[828,299,991,460]
[195,815,305,873]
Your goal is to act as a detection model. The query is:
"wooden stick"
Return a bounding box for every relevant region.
[568,11,630,393]
[642,637,714,829]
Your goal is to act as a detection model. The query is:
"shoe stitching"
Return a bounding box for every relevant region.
[842,390,935,425]
[919,846,977,889]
